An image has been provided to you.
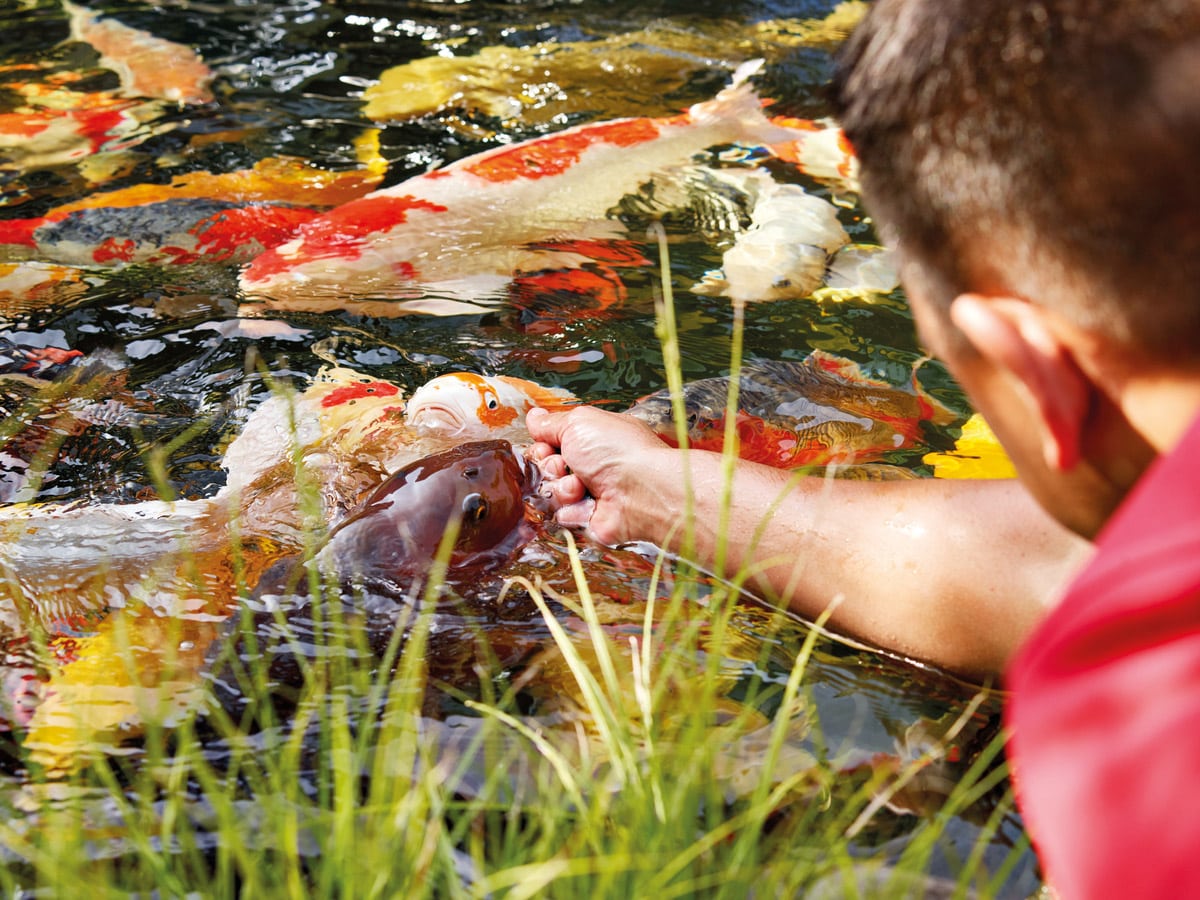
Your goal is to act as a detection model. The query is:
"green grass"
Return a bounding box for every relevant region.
[0,234,1030,898]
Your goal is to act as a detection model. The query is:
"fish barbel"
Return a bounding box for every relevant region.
[238,61,803,311]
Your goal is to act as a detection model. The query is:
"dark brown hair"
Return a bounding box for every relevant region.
[831,0,1200,355]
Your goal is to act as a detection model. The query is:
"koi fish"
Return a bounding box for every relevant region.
[766,116,860,192]
[252,440,537,604]
[238,61,804,311]
[624,351,956,468]
[690,168,897,303]
[406,371,578,438]
[0,262,94,319]
[0,94,163,171]
[923,413,1016,479]
[64,0,214,105]
[0,153,387,267]
[363,4,868,126]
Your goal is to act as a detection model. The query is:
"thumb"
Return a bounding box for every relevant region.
[525,405,564,443]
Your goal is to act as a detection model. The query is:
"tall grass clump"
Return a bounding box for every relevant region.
[0,234,1030,897]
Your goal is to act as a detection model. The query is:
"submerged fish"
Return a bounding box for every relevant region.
[362,4,868,126]
[211,440,542,729]
[624,351,956,469]
[64,0,214,105]
[688,168,897,303]
[0,262,95,319]
[238,62,803,311]
[0,93,164,171]
[0,153,386,268]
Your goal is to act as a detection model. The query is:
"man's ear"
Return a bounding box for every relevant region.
[950,294,1091,471]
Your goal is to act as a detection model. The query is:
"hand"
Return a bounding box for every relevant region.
[525,406,673,545]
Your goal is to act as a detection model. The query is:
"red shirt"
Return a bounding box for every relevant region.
[1006,414,1200,898]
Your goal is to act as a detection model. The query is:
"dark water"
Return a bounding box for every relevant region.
[0,0,1037,894]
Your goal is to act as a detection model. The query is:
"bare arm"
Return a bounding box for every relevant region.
[526,406,1091,676]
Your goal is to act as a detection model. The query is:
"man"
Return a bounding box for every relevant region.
[527,0,1200,894]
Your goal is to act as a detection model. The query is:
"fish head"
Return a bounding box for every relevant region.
[325,439,537,582]
[406,372,575,438]
[624,386,727,444]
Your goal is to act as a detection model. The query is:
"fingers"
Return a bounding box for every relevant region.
[554,497,596,530]
[551,472,586,505]
[525,406,560,445]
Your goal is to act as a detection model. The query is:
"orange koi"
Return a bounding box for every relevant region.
[64,1,214,105]
[624,351,956,468]
[507,242,644,335]
[239,62,805,312]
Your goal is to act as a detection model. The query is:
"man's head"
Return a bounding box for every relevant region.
[832,0,1200,536]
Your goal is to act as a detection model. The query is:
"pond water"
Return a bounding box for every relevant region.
[0,0,1038,894]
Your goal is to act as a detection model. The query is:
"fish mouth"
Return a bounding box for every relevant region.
[407,402,466,433]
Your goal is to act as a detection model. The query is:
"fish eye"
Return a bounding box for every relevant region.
[486,394,499,410]
[462,492,489,523]
[462,466,480,479]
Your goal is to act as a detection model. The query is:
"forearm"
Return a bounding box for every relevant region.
[629,448,1091,676]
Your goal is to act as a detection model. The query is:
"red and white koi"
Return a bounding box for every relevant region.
[238,61,803,311]
[0,93,162,172]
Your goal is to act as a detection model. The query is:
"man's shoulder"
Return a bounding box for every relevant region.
[1003,413,1200,898]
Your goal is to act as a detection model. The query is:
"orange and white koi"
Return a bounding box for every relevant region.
[624,351,956,469]
[766,116,859,192]
[217,368,576,517]
[239,61,803,311]
[407,372,577,438]
[64,0,214,105]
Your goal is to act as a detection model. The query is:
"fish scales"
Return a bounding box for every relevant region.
[239,62,801,308]
[625,354,956,468]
